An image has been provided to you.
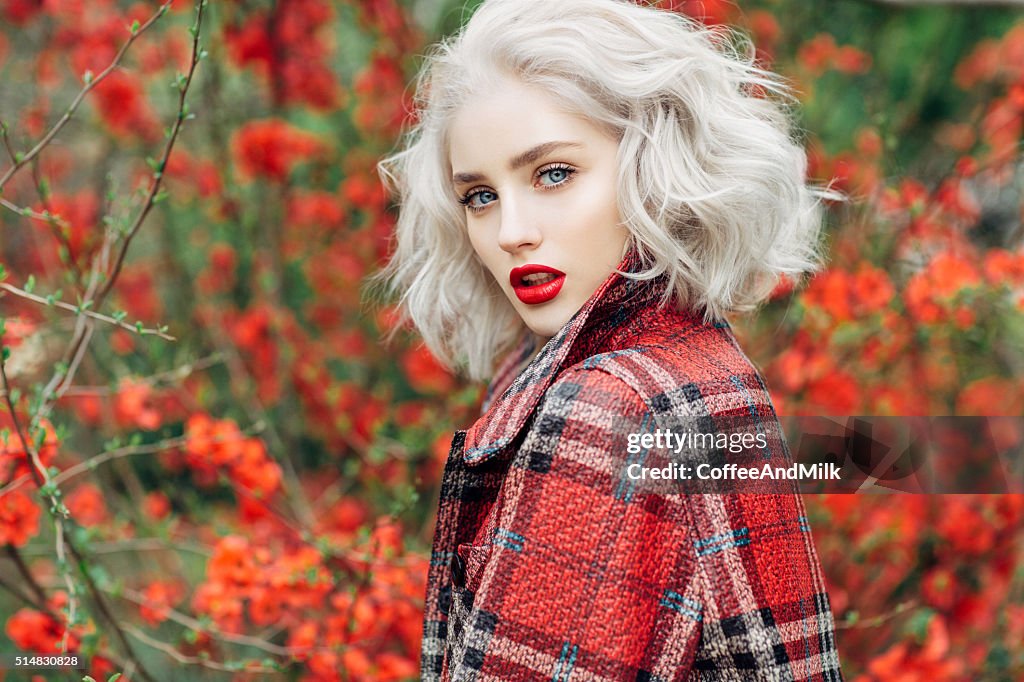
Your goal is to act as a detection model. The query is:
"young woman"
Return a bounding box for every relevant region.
[376,0,843,679]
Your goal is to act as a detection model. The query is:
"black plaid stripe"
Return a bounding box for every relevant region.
[512,379,580,475]
[692,594,844,680]
[445,600,498,681]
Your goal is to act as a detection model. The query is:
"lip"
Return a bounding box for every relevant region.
[509,264,566,305]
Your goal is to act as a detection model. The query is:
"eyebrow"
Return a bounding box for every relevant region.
[452,140,584,186]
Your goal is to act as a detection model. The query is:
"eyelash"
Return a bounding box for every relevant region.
[458,163,578,214]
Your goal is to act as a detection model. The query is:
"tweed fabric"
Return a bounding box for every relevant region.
[420,252,843,681]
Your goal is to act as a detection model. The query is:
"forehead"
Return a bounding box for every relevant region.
[448,78,610,173]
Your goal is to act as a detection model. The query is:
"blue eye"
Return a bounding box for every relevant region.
[460,189,497,212]
[468,188,495,206]
[536,163,577,186]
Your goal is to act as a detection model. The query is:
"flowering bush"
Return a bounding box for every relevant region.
[0,0,1021,679]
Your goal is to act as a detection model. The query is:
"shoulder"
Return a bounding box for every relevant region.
[548,323,777,424]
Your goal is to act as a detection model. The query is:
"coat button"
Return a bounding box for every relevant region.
[438,585,451,615]
[450,552,466,588]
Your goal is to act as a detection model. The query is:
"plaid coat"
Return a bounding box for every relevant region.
[420,253,844,681]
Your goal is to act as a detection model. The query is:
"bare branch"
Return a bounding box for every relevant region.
[0,282,176,340]
[835,600,918,629]
[61,352,224,396]
[95,0,207,303]
[121,623,284,674]
[20,537,213,557]
[0,198,73,230]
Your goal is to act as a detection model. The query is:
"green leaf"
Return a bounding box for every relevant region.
[83,676,98,682]
[130,19,140,34]
[108,674,122,682]
[0,263,6,280]
[113,310,127,323]
[135,321,144,333]
[83,70,94,85]
[153,190,169,204]
[24,274,35,293]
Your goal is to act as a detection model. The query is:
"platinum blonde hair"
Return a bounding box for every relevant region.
[373,0,832,381]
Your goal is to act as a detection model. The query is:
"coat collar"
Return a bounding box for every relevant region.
[463,248,662,466]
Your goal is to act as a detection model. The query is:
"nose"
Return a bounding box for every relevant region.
[496,194,542,255]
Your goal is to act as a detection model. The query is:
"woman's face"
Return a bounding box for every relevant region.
[449,77,629,341]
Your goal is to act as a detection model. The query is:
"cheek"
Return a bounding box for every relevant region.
[466,228,502,280]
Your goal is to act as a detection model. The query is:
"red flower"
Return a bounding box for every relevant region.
[352,54,412,137]
[937,499,995,556]
[66,483,109,527]
[1,317,35,349]
[116,265,164,322]
[1,414,59,482]
[38,189,101,266]
[904,251,982,325]
[139,580,183,626]
[114,377,162,431]
[833,45,871,74]
[231,119,326,182]
[143,491,171,520]
[0,490,41,547]
[983,249,1024,286]
[1,0,43,25]
[92,70,159,142]
[956,377,1024,416]
[402,345,456,395]
[804,371,860,415]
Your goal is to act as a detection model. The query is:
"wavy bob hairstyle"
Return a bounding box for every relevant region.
[375,0,833,381]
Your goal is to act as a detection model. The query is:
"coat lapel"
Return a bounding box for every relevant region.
[463,248,661,466]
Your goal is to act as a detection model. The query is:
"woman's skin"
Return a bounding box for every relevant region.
[449,76,630,342]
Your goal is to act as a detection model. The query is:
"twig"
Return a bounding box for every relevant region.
[0,421,265,497]
[115,586,308,657]
[4,544,49,605]
[0,282,176,340]
[0,573,45,611]
[19,537,213,558]
[0,198,72,229]
[94,0,207,303]
[29,154,87,284]
[60,352,223,396]
[121,622,284,674]
[835,599,918,629]
[0,350,84,658]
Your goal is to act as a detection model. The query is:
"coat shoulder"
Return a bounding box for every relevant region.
[561,323,779,424]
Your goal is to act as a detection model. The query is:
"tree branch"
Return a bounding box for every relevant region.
[0,282,176,340]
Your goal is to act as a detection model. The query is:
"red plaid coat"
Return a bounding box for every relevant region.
[420,252,843,681]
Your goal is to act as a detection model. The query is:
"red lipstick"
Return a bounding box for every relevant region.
[509,264,566,305]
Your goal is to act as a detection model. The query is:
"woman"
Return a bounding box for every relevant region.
[375,0,843,679]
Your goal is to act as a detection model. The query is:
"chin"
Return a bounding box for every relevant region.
[518,308,571,340]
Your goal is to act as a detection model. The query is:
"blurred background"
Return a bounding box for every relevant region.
[0,0,1022,679]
